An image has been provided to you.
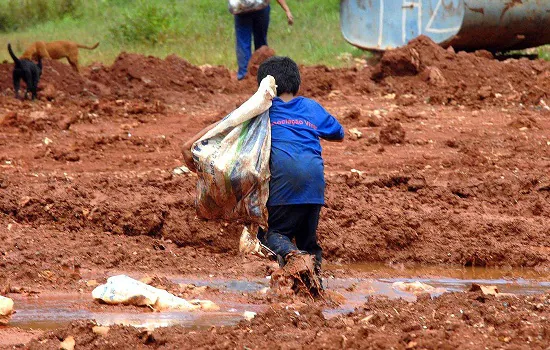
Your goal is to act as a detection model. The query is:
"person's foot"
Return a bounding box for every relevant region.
[314,265,324,291]
[283,250,311,273]
[316,274,325,291]
[271,251,324,297]
[283,250,308,264]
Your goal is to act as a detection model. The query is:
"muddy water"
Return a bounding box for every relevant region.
[9,278,267,331]
[9,292,263,331]
[323,277,550,316]
[323,263,550,316]
[328,262,550,281]
[8,265,550,330]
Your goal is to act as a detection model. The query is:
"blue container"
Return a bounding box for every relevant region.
[341,0,550,52]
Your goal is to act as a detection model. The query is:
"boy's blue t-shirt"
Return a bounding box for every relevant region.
[267,96,344,206]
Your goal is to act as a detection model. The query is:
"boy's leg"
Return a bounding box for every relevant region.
[234,13,253,80]
[295,204,323,273]
[264,205,302,263]
[252,5,270,50]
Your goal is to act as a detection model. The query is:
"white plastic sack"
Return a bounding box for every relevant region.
[228,0,270,14]
[92,275,218,311]
[392,281,446,295]
[191,75,276,226]
[0,295,14,325]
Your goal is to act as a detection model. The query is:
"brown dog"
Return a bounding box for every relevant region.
[21,40,99,73]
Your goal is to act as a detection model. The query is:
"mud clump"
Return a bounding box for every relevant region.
[247,45,275,78]
[270,253,322,298]
[508,116,539,129]
[420,66,447,87]
[474,49,494,60]
[373,44,423,78]
[379,122,406,145]
[343,107,361,121]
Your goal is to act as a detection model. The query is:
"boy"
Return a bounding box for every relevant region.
[183,56,344,285]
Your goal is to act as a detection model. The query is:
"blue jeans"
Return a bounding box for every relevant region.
[234,5,270,80]
[258,204,323,271]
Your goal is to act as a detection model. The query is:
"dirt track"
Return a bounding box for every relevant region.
[1,36,549,348]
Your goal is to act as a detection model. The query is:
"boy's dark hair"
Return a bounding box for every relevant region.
[257,56,301,96]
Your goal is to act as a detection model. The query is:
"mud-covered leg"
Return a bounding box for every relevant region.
[23,70,33,100]
[295,204,323,289]
[67,56,79,73]
[264,205,302,262]
[30,72,38,100]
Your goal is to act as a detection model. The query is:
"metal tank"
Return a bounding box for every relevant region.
[340,0,550,52]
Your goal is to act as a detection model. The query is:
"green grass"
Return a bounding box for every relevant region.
[0,0,84,32]
[0,0,367,69]
[535,46,550,60]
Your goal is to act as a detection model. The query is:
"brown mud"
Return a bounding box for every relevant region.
[270,253,323,299]
[24,291,550,349]
[0,36,549,347]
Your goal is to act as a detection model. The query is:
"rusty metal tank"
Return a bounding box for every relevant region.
[340,0,550,52]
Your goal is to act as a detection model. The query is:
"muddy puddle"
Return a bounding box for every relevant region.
[9,278,267,331]
[9,293,263,331]
[7,265,549,331]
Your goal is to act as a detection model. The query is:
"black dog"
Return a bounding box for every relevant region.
[8,43,42,100]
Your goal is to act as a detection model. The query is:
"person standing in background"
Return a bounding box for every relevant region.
[229,0,293,80]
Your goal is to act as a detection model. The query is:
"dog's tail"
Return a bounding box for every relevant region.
[7,43,21,67]
[77,42,100,50]
[37,56,42,71]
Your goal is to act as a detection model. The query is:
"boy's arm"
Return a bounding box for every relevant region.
[318,114,345,142]
[324,137,344,143]
[181,122,219,173]
[276,0,293,25]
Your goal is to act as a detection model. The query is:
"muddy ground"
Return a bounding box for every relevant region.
[0,36,549,348]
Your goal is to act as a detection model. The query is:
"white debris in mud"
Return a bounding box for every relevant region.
[239,225,264,256]
[92,325,110,336]
[243,311,256,321]
[348,128,363,140]
[92,275,218,311]
[173,165,190,175]
[392,281,446,295]
[59,336,75,350]
[0,295,14,325]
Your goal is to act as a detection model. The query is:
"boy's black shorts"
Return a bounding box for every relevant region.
[258,204,323,268]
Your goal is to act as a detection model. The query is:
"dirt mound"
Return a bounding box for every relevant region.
[41,59,104,98]
[239,63,369,98]
[0,63,14,93]
[2,40,547,106]
[372,35,550,106]
[300,65,368,97]
[88,53,241,99]
[0,59,104,100]
[247,45,275,78]
[0,52,372,102]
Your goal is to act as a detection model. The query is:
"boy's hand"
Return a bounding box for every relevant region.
[286,10,294,25]
[182,145,197,173]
